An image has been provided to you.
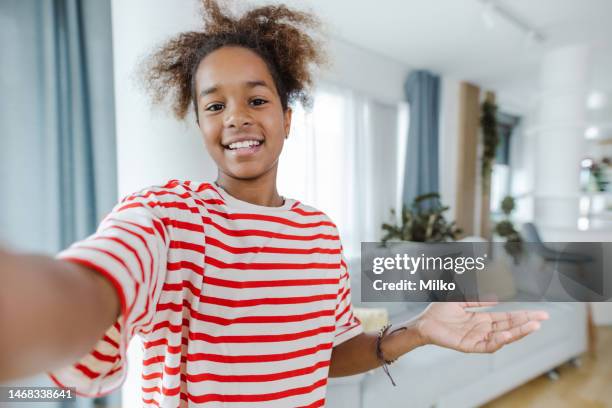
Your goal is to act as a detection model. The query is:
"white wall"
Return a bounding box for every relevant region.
[111,0,218,198]
[322,36,410,105]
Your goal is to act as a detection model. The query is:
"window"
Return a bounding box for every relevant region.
[278,83,404,258]
[490,112,520,215]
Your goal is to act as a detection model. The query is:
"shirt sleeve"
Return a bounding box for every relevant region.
[47,191,169,397]
[333,252,363,347]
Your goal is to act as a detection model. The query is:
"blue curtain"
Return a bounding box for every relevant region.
[402,70,440,207]
[0,0,119,407]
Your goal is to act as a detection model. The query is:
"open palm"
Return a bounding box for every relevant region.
[418,302,549,353]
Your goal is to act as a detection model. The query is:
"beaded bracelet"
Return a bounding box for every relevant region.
[375,323,407,386]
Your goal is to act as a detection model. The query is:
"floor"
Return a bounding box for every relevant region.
[483,327,612,408]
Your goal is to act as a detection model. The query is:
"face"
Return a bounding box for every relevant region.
[194,46,292,181]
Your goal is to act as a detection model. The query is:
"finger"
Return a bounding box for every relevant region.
[502,320,542,343]
[489,310,549,322]
[490,311,524,331]
[489,310,549,326]
[518,310,549,321]
[474,320,542,353]
[510,329,532,344]
[460,301,498,308]
[473,331,510,353]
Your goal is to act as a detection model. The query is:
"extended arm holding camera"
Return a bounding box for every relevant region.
[0,248,120,381]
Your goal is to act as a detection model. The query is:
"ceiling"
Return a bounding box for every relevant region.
[249,0,612,113]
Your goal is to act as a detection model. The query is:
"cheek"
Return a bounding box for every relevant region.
[199,122,222,149]
[262,114,287,142]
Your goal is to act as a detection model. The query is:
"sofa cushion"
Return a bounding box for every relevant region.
[491,302,582,369]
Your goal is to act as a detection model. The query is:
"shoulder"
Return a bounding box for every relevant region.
[111,179,212,222]
[118,179,224,209]
[106,179,210,236]
[119,179,196,204]
[288,201,340,232]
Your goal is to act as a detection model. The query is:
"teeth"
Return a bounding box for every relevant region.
[228,140,261,150]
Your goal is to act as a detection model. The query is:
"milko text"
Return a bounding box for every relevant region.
[373,279,456,291]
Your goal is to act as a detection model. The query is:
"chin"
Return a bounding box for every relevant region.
[226,164,268,180]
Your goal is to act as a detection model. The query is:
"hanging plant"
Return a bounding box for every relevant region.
[481,99,499,189]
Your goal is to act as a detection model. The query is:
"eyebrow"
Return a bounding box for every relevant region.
[199,80,271,99]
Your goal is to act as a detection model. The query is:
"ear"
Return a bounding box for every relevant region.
[283,107,292,139]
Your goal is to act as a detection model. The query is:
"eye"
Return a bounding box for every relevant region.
[250,98,268,107]
[205,103,224,112]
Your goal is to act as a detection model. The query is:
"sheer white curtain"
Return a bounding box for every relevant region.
[278,84,403,259]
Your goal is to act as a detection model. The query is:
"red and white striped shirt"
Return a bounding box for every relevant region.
[48,179,362,407]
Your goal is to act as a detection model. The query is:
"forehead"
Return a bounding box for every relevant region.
[195,46,275,91]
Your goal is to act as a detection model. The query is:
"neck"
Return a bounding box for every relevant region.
[215,166,284,207]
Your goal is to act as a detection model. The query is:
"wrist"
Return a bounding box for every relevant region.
[414,315,431,346]
[380,319,428,362]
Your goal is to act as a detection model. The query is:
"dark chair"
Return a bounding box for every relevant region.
[521,222,593,264]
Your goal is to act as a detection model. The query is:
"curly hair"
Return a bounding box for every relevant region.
[140,0,326,121]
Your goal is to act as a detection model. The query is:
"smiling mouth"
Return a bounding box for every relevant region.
[223,139,263,151]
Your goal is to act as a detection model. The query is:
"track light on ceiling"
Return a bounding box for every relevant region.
[477,0,546,43]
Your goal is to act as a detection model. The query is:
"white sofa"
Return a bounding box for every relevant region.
[326,258,588,408]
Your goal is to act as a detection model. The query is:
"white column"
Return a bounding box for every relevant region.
[533,44,591,229]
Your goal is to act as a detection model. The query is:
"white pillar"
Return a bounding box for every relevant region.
[533,44,591,229]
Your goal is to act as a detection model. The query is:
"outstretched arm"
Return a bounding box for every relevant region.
[329,302,549,378]
[0,248,120,381]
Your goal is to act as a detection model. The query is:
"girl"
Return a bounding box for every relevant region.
[0,1,548,406]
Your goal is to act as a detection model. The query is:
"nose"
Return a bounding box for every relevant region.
[224,104,253,129]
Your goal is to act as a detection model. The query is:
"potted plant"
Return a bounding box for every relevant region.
[494,195,522,262]
[381,192,462,244]
[372,193,462,302]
